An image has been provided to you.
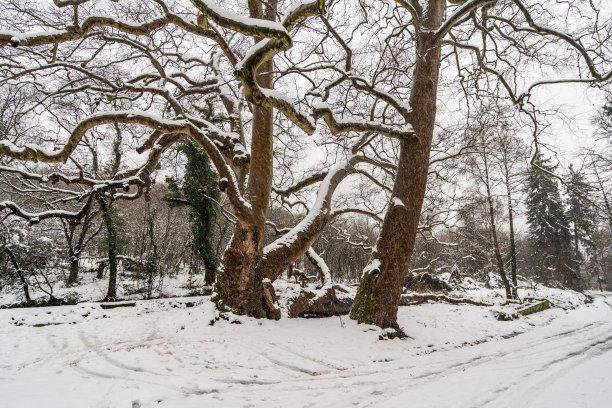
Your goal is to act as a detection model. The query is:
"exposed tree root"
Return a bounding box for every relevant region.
[287,285,353,318]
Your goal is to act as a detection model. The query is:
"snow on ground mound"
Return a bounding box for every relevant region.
[2,293,611,407]
[433,273,589,309]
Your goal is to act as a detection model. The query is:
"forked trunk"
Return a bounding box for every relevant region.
[212,0,279,318]
[214,222,279,318]
[350,0,445,329]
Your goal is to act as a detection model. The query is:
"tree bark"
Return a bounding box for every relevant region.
[499,142,519,288]
[212,0,279,319]
[96,261,106,279]
[350,0,445,329]
[3,247,31,303]
[100,199,119,302]
[67,256,79,286]
[482,150,515,300]
[505,173,518,287]
[261,157,359,282]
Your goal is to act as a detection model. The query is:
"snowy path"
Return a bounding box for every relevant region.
[1,295,610,407]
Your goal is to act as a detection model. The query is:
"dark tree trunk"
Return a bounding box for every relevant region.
[214,222,279,318]
[350,0,445,329]
[501,157,518,287]
[96,262,106,279]
[100,199,119,302]
[3,247,31,303]
[507,185,518,287]
[482,151,515,300]
[212,0,279,319]
[67,256,79,285]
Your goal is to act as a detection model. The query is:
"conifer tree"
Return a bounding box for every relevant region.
[566,165,596,268]
[525,154,576,287]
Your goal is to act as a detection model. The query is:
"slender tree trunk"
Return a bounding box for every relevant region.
[100,199,118,302]
[482,152,514,300]
[506,190,518,287]
[573,221,581,281]
[594,167,612,230]
[213,0,279,318]
[3,247,31,303]
[501,160,518,287]
[350,1,445,330]
[96,261,106,279]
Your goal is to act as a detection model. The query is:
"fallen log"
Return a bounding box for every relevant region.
[517,300,550,316]
[399,293,493,307]
[495,300,551,321]
[100,301,136,309]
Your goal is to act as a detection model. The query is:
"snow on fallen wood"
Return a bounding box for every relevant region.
[400,293,493,307]
[517,300,551,316]
[100,301,136,309]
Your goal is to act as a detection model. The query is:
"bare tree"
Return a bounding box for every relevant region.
[351,0,611,330]
[0,0,414,316]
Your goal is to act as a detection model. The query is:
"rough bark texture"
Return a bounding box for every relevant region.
[212,0,279,319]
[214,223,279,319]
[350,1,445,329]
[67,257,79,285]
[100,199,118,302]
[262,156,359,282]
[287,285,352,318]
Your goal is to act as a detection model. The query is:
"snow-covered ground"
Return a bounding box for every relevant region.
[1,292,611,407]
[0,268,202,307]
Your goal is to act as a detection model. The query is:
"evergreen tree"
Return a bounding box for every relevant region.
[566,165,596,265]
[165,99,222,285]
[525,154,577,287]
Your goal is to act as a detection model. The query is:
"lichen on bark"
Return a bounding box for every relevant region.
[349,268,375,324]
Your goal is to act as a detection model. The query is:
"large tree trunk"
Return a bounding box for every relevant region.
[212,0,279,319]
[350,1,445,330]
[67,255,79,285]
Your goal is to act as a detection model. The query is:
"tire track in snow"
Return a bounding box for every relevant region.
[318,299,612,407]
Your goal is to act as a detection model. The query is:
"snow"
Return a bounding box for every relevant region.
[435,272,590,309]
[363,259,381,276]
[391,196,405,207]
[2,289,609,407]
[0,265,200,307]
